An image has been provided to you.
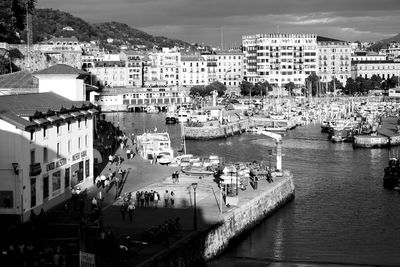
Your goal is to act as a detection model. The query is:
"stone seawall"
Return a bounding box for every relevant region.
[138,173,295,267]
[184,119,253,140]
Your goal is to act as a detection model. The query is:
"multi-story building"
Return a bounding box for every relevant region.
[0,92,97,221]
[317,36,351,86]
[180,54,207,87]
[242,33,318,87]
[214,51,243,90]
[351,51,386,62]
[387,43,400,60]
[201,52,218,84]
[351,59,400,80]
[120,50,145,87]
[153,48,181,86]
[87,61,127,87]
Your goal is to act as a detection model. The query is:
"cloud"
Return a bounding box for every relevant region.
[37,0,400,45]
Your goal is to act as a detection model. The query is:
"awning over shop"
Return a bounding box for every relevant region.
[47,115,62,123]
[34,118,49,125]
[59,114,72,120]
[70,111,84,118]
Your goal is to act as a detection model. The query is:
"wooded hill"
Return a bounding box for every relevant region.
[27,8,193,50]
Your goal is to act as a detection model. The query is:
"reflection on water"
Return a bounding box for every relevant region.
[106,112,400,266]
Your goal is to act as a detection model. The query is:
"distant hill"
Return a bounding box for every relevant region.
[368,33,400,52]
[28,8,193,50]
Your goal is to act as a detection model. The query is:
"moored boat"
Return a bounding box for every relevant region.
[383,157,400,189]
[165,113,178,124]
[135,132,174,163]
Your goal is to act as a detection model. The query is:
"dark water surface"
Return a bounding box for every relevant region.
[107,112,400,266]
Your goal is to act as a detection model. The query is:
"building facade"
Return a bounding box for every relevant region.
[351,60,400,80]
[242,33,318,87]
[317,36,351,86]
[0,92,97,221]
[180,55,207,87]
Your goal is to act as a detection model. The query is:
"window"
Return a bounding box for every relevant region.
[43,174,49,201]
[85,135,88,147]
[30,149,35,164]
[78,119,81,128]
[56,123,60,135]
[57,142,61,157]
[31,178,36,208]
[52,171,61,197]
[43,147,48,163]
[30,130,35,141]
[43,127,47,138]
[85,159,90,178]
[78,137,81,149]
[68,140,71,153]
[65,168,70,189]
[0,191,13,208]
[85,118,87,127]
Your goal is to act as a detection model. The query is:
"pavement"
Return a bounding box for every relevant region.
[1,135,290,267]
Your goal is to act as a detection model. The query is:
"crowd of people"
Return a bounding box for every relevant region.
[1,241,76,267]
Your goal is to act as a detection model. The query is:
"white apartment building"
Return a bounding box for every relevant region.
[180,55,207,87]
[387,43,400,60]
[214,51,243,89]
[352,51,386,62]
[87,61,127,87]
[201,53,218,84]
[317,36,351,86]
[120,50,145,87]
[351,60,400,80]
[242,33,318,87]
[153,49,181,86]
[0,92,97,221]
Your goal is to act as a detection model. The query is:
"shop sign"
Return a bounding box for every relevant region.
[29,163,42,176]
[56,158,67,168]
[81,150,87,157]
[72,153,80,161]
[46,162,55,172]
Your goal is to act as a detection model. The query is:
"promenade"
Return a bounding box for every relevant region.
[0,134,291,267]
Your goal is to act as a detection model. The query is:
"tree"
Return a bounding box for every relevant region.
[189,85,208,97]
[0,48,24,74]
[305,72,320,96]
[240,80,253,96]
[0,0,36,43]
[284,82,295,96]
[344,78,358,95]
[328,78,343,93]
[205,81,226,97]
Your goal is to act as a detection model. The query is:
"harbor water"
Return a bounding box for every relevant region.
[106,112,400,266]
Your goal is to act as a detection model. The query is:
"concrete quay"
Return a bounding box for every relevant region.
[354,117,400,148]
[0,134,294,267]
[90,140,295,266]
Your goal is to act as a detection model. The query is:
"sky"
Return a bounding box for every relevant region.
[38,0,400,47]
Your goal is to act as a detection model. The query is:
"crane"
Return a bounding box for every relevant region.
[257,130,283,171]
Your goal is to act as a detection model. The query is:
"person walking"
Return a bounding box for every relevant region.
[91,197,98,211]
[170,191,175,207]
[153,191,159,208]
[127,202,135,222]
[164,190,169,208]
[120,203,127,221]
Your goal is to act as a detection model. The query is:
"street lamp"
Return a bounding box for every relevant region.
[192,183,198,230]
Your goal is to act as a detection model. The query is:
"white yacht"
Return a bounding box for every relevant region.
[135,132,174,163]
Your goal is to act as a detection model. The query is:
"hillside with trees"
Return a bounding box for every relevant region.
[368,33,400,52]
[28,9,193,50]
